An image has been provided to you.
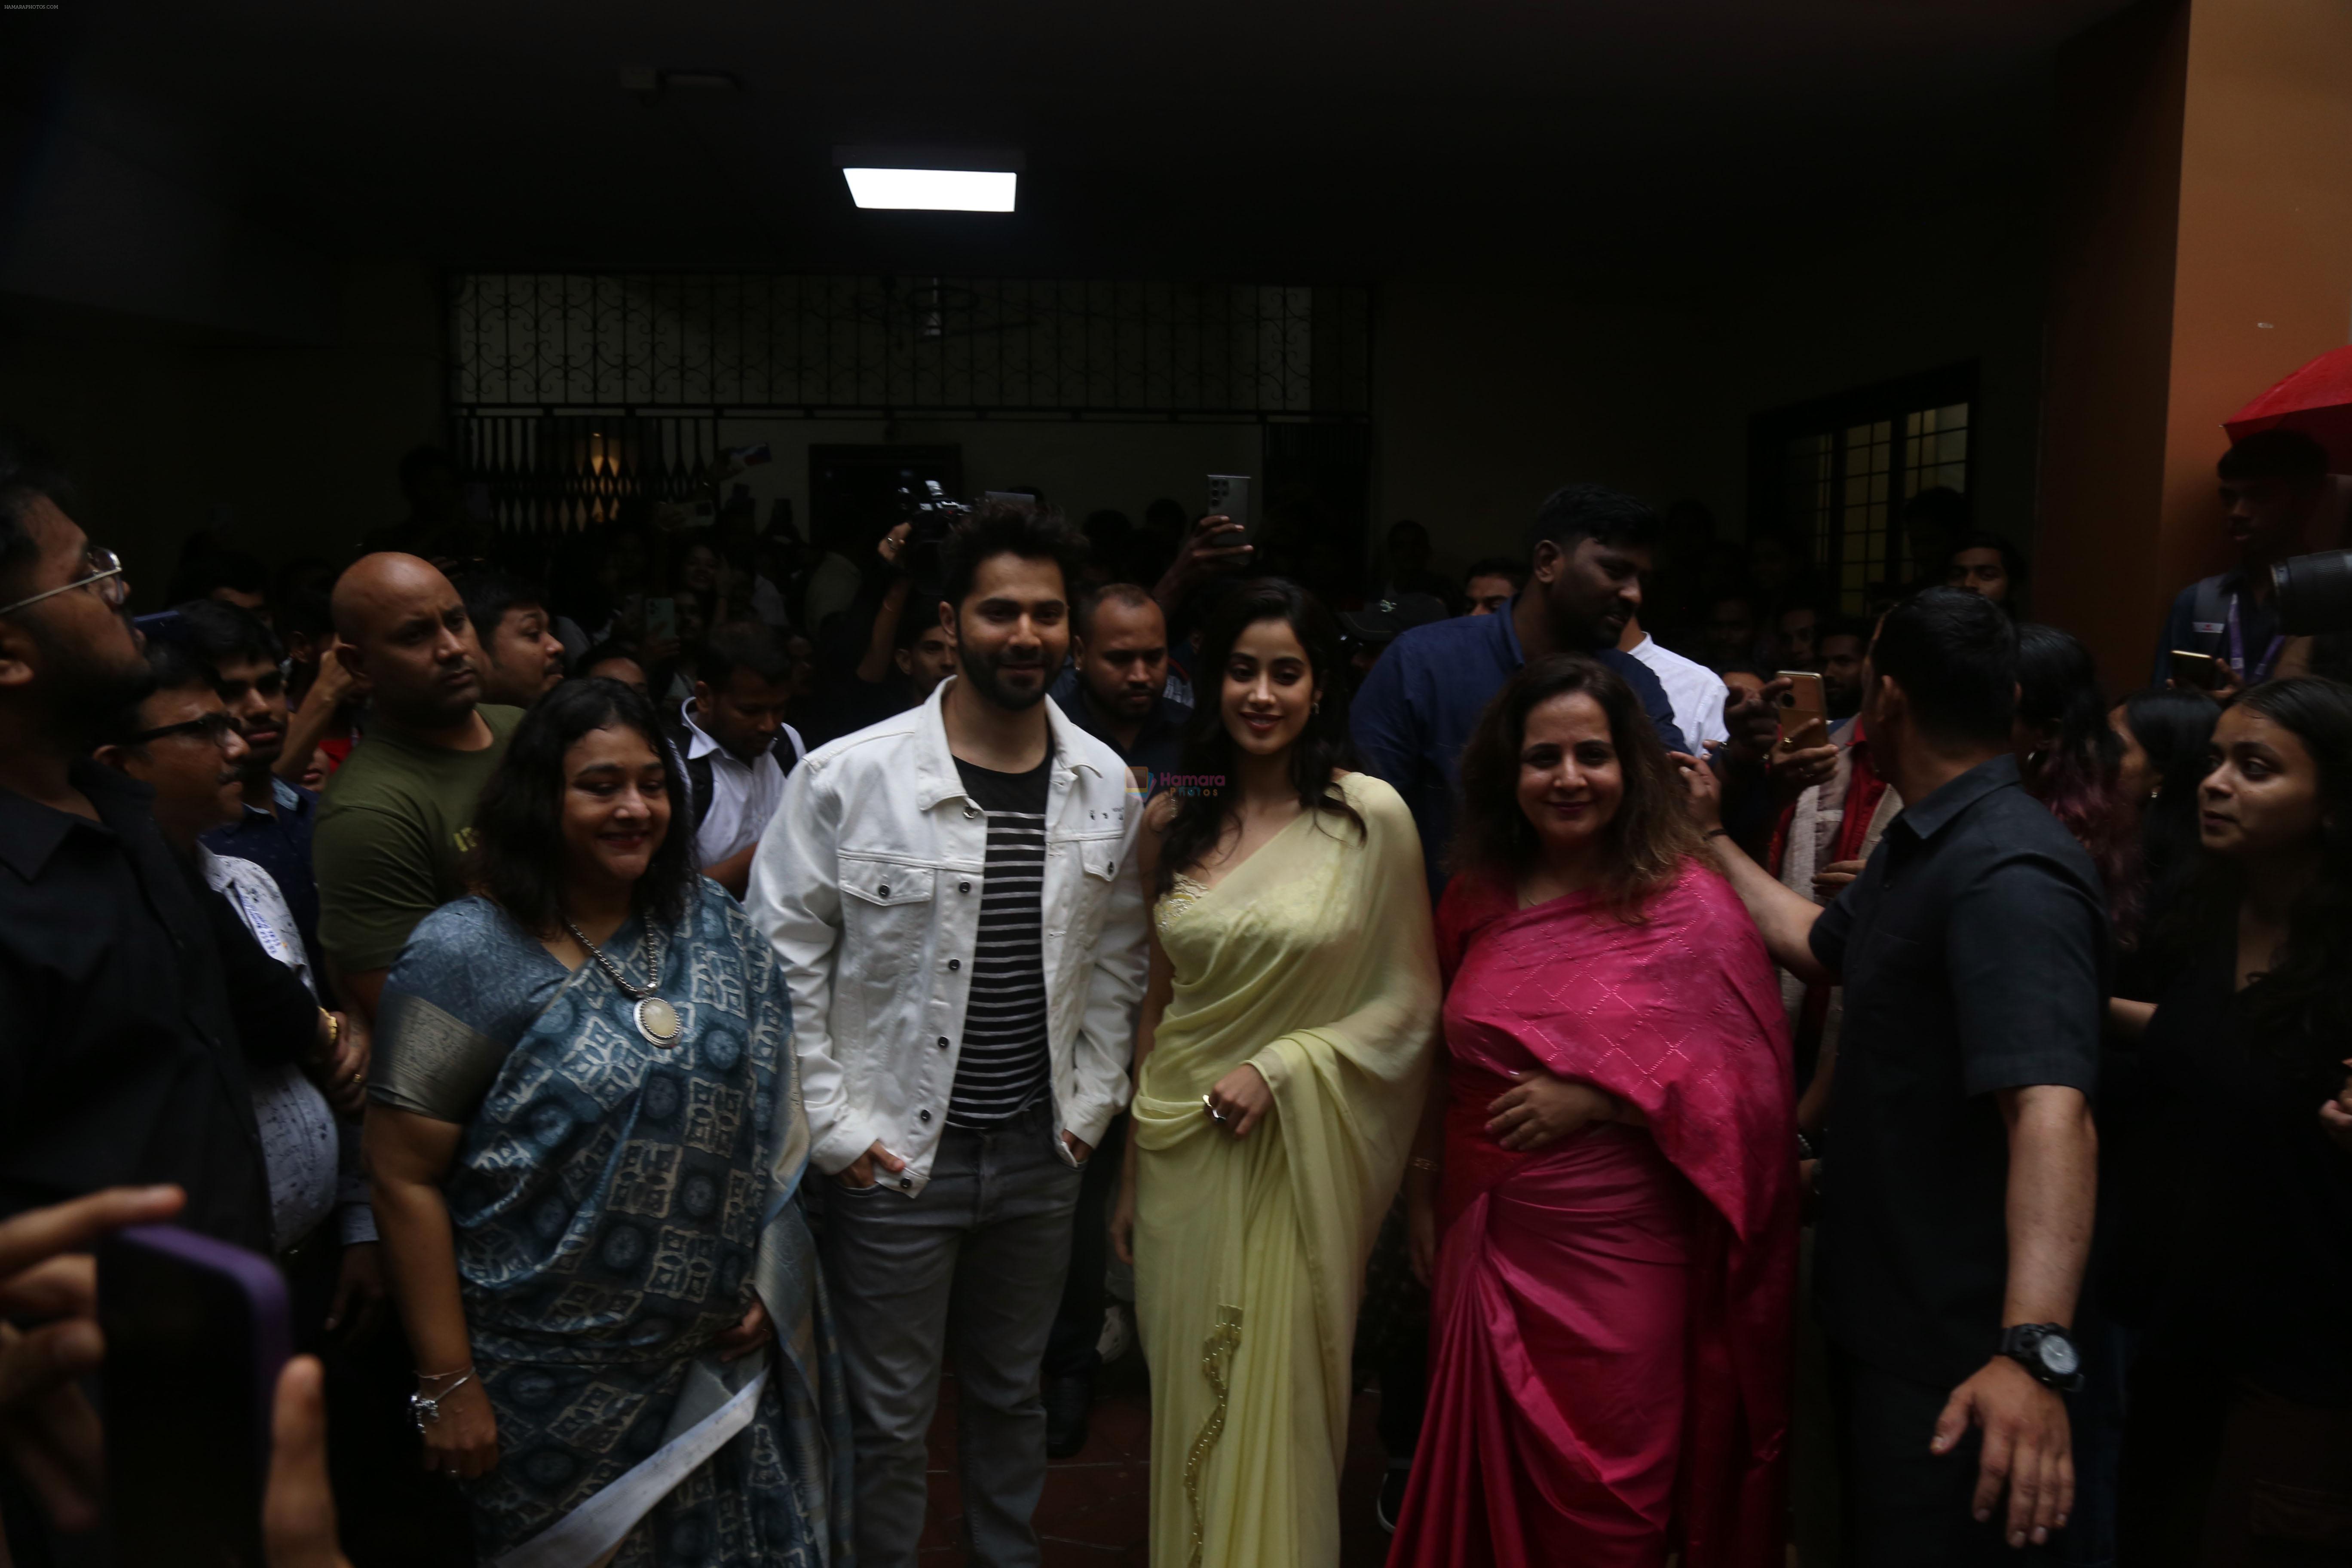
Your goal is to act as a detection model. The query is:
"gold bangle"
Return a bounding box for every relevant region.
[319,1009,340,1051]
[1409,1156,1439,1174]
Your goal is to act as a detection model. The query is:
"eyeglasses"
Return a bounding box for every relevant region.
[125,711,241,750]
[0,547,129,618]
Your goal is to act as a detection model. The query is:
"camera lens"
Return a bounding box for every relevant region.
[2273,550,2352,637]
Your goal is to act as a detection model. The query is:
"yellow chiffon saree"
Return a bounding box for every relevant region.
[1133,772,1439,1567]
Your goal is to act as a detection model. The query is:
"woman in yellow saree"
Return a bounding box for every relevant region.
[1112,580,1439,1567]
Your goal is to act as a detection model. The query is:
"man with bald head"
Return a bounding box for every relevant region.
[312,552,523,1018]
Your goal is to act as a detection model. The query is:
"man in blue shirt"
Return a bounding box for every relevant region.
[2150,428,2331,691]
[1354,484,1687,895]
[178,599,328,980]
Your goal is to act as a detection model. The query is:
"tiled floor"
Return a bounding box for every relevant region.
[916,1350,1397,1565]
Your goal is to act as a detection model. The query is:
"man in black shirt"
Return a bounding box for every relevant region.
[0,438,334,1256]
[1048,583,1192,784]
[1687,588,2105,1564]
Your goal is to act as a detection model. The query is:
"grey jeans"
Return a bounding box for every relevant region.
[821,1099,1085,1568]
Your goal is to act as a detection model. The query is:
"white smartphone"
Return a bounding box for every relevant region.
[1207,475,1253,544]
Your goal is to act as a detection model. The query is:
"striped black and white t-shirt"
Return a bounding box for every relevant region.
[947,751,1054,1127]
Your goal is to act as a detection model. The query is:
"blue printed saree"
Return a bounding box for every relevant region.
[376,881,852,1567]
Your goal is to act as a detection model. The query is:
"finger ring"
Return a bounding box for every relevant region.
[1201,1094,1227,1124]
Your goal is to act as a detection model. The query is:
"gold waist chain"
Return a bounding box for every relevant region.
[1182,1303,1246,1568]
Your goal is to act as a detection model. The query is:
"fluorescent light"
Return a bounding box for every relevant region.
[842,168,1017,212]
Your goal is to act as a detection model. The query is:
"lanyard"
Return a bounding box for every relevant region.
[2226,592,2285,685]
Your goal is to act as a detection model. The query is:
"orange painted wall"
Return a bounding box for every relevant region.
[2037,0,2190,686]
[2040,0,2352,686]
[2159,0,2352,606]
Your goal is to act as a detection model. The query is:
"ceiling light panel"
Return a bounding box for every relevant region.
[841,167,1018,212]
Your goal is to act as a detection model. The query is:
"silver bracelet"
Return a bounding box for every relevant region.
[410,1372,474,1432]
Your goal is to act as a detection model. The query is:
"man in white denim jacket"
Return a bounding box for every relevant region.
[747,506,1146,1568]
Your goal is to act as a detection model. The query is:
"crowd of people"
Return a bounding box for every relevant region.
[2,418,2349,1568]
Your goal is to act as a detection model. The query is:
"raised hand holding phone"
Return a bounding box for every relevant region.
[1776,670,1831,751]
[1152,508,1256,609]
[1206,474,1253,544]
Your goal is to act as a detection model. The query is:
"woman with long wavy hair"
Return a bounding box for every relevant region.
[2093,687,2223,1502]
[2113,676,2352,1566]
[1108,579,1439,1568]
[2015,623,2139,922]
[1384,654,1797,1568]
[2110,687,2222,968]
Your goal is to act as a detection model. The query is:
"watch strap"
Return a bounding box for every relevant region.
[1999,1323,2083,1393]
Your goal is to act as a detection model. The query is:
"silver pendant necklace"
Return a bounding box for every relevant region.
[562,916,681,1048]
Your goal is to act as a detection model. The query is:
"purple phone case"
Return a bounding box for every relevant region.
[113,1225,292,1473]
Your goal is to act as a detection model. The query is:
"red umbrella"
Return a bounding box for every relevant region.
[2224,345,2352,472]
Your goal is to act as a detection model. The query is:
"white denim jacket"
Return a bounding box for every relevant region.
[744,678,1148,1195]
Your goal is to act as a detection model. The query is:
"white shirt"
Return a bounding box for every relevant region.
[682,702,806,867]
[750,573,793,629]
[803,552,862,637]
[198,850,375,1252]
[744,679,1148,1193]
[1627,634,1731,751]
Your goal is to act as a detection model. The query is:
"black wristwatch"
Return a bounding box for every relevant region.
[1999,1324,2083,1393]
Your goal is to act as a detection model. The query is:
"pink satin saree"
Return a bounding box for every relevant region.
[1387,864,1798,1568]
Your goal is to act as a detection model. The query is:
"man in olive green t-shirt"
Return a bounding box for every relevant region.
[314,553,527,1019]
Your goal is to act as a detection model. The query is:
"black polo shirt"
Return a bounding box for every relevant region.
[0,763,318,1253]
[1048,667,1192,784]
[1809,753,2108,1389]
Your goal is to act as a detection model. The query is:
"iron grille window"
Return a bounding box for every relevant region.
[456,414,720,534]
[448,273,1372,532]
[1750,365,1977,613]
[450,274,1370,417]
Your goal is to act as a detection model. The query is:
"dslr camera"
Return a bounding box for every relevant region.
[2273,550,2352,635]
[895,476,971,598]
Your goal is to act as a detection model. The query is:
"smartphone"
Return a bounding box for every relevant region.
[1776,670,1830,749]
[99,1226,291,1567]
[1207,475,1253,545]
[2169,649,2224,691]
[645,595,678,644]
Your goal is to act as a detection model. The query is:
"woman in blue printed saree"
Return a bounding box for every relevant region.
[366,678,851,1568]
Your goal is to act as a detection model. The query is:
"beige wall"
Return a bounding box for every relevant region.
[1372,280,1711,572]
[1372,190,2049,588]
[707,416,1263,542]
[9,229,2050,618]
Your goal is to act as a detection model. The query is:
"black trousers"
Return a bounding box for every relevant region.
[1041,1113,1126,1380]
[1832,1348,2064,1568]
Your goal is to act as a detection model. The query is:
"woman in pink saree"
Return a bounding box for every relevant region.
[1387,653,1798,1568]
